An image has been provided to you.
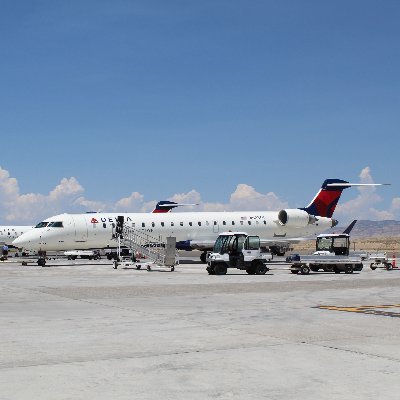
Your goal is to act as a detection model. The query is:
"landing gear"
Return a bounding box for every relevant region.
[200,252,207,263]
[37,258,46,267]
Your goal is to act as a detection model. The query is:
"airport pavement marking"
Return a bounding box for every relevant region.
[315,304,400,318]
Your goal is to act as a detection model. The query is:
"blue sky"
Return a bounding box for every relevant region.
[0,1,399,223]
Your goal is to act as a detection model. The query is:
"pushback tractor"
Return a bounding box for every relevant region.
[206,232,272,275]
[290,233,364,275]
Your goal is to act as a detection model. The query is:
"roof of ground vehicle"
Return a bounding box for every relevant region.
[316,233,350,238]
[217,231,252,236]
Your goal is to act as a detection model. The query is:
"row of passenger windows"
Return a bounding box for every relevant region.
[132,220,267,228]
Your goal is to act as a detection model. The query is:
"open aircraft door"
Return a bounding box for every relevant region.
[72,215,88,243]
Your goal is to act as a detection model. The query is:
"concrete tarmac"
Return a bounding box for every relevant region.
[1,257,400,399]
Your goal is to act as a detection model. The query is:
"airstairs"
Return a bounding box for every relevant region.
[112,220,178,271]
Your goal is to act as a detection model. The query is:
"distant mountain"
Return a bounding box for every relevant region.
[329,220,400,238]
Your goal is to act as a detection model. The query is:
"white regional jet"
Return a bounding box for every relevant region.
[12,179,388,262]
[0,225,34,246]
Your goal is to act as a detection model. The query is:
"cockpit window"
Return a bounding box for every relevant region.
[35,222,49,228]
[47,221,64,228]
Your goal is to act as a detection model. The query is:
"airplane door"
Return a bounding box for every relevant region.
[72,215,88,242]
[213,222,219,233]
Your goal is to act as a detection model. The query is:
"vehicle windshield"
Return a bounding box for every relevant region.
[316,237,332,251]
[214,235,245,254]
[213,235,229,253]
[47,221,64,228]
[35,222,49,228]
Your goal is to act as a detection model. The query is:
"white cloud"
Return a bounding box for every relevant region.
[335,167,398,221]
[0,167,84,224]
[0,165,397,224]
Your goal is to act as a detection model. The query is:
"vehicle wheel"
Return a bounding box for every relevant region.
[370,263,377,270]
[171,266,175,272]
[246,266,256,274]
[310,266,319,272]
[345,264,354,274]
[72,256,77,260]
[291,269,298,274]
[200,252,207,263]
[300,265,310,275]
[67,255,72,260]
[214,263,227,275]
[107,254,113,260]
[207,266,215,275]
[386,263,393,271]
[255,263,268,275]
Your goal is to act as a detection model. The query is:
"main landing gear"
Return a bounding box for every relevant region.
[200,251,207,264]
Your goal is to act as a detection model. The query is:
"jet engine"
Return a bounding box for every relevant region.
[277,209,316,228]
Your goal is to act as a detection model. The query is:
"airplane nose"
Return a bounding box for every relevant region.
[12,236,29,248]
[12,231,40,249]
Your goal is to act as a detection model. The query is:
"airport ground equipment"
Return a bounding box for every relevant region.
[206,232,272,275]
[290,233,363,275]
[64,250,101,260]
[368,253,394,270]
[112,216,178,271]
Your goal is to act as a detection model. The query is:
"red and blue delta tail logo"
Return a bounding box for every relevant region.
[152,201,179,213]
[300,179,350,218]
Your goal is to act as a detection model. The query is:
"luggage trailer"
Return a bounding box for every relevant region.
[290,233,363,275]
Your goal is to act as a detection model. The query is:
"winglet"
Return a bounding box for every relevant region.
[342,220,357,235]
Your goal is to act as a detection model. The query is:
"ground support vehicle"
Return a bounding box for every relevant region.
[206,232,272,275]
[290,233,363,275]
[368,253,394,270]
[290,255,363,275]
[64,250,101,260]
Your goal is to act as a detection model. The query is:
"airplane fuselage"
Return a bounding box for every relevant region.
[13,210,334,251]
[0,226,34,246]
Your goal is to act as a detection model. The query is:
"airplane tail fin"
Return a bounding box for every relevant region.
[300,179,389,218]
[300,179,350,218]
[152,201,179,213]
[152,201,200,213]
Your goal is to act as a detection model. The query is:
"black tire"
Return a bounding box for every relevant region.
[310,266,319,272]
[107,254,113,260]
[345,264,354,274]
[200,252,207,263]
[214,263,227,275]
[300,265,310,275]
[291,269,298,274]
[370,263,377,270]
[255,263,268,275]
[386,263,393,271]
[246,266,256,275]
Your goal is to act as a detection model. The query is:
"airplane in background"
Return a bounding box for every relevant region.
[12,179,389,262]
[0,225,34,246]
[0,201,189,248]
